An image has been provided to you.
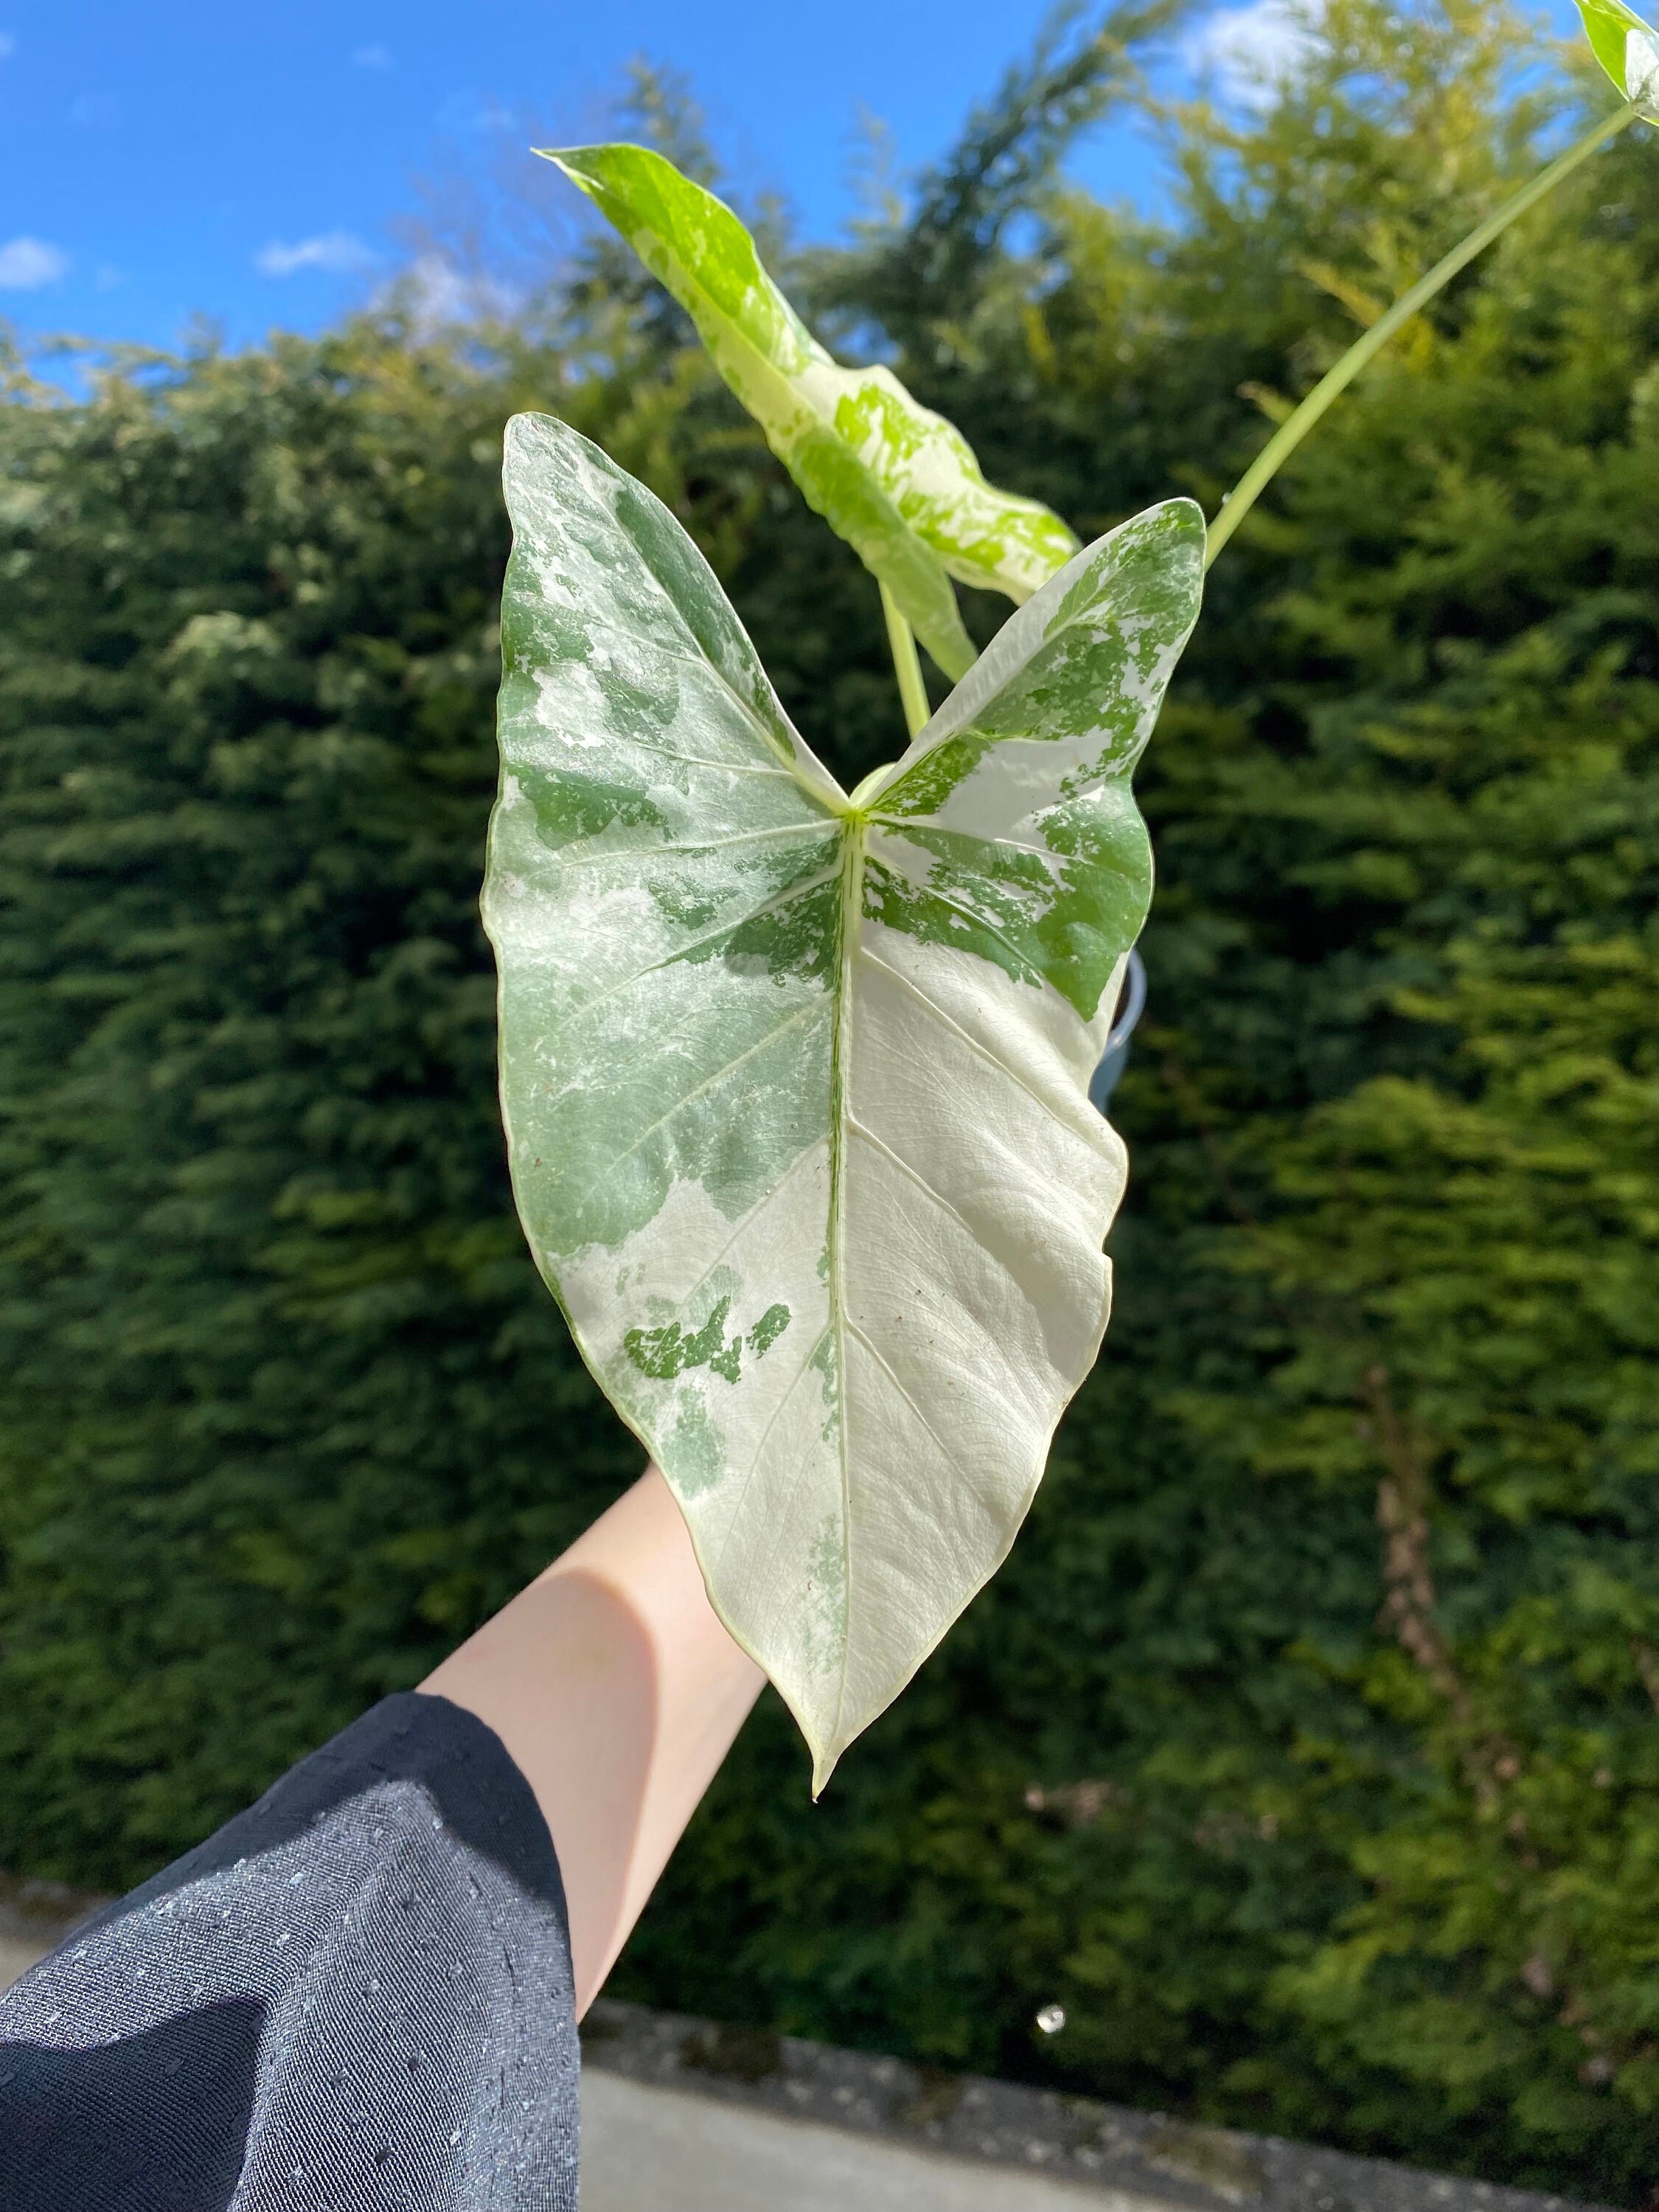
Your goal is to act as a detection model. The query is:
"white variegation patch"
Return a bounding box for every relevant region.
[1629,24,1659,105]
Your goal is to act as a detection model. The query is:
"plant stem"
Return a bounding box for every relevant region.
[1203,100,1642,571]
[880,582,931,739]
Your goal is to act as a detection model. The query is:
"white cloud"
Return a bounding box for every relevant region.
[254,230,372,278]
[0,236,69,290]
[0,32,15,60]
[436,88,511,135]
[378,252,520,334]
[69,91,117,128]
[1188,0,1323,104]
[352,43,392,69]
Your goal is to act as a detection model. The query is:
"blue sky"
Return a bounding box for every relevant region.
[0,0,1586,358]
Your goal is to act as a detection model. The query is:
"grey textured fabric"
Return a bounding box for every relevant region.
[0,1694,579,2211]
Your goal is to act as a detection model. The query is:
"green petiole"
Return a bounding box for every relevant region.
[1204,98,1644,570]
[880,580,932,739]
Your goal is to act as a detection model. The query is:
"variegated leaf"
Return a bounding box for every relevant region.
[486,412,1202,1787]
[539,142,1081,681]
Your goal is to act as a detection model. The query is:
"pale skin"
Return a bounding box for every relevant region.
[421,1464,765,2016]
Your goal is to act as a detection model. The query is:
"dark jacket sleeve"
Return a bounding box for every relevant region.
[0,1692,579,2212]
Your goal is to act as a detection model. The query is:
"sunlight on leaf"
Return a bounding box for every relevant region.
[486,413,1200,1784]
[1575,0,1659,111]
[539,142,1082,680]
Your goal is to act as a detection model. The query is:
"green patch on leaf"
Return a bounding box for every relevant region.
[625,1296,734,1380]
[748,1303,792,1357]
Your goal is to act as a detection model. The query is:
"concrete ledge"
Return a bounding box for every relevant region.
[581,2067,1165,2212]
[582,1998,1612,2212]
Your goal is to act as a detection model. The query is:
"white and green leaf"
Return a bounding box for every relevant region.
[487,411,1203,1787]
[1575,0,1659,111]
[540,142,1081,681]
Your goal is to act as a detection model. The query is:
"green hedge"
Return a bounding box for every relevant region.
[4,1,1658,2194]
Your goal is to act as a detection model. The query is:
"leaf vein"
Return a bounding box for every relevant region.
[844,1320,972,1493]
[866,841,1048,983]
[543,863,841,1048]
[710,1323,833,1580]
[550,821,838,870]
[855,943,1113,1160]
[658,1139,824,1320]
[846,1116,993,1262]
[552,600,843,812]
[570,998,827,1214]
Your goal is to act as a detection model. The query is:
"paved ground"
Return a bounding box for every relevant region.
[0,1938,46,1995]
[581,2068,1159,2211]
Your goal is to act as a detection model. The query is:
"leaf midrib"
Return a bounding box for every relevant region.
[824,805,866,1770]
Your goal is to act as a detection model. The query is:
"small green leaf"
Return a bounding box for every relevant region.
[540,142,1082,681]
[487,413,1201,1787]
[1576,0,1659,109]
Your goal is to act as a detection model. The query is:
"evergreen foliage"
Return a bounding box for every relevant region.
[3,1,1658,2193]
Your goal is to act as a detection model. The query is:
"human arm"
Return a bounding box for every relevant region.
[420,1461,766,2016]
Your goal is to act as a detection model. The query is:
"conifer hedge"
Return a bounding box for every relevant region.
[4,2,1658,2194]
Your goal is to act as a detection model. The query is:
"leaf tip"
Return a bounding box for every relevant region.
[535,145,610,194]
[1575,0,1659,106]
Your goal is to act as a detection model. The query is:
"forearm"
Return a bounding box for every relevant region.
[420,1464,765,2014]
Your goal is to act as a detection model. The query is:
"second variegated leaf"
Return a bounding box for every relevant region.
[540,142,1081,680]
